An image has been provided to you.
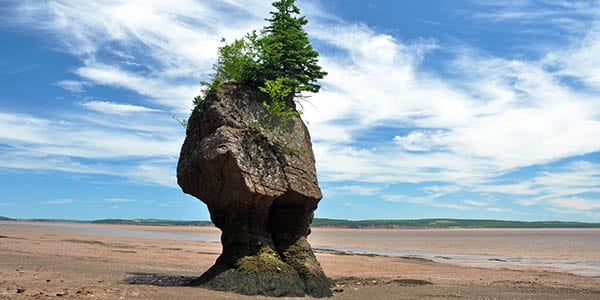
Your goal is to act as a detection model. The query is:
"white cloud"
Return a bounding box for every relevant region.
[330,185,383,196]
[159,201,180,208]
[81,101,159,115]
[302,12,600,192]
[511,161,600,207]
[423,185,461,197]
[487,207,510,213]
[551,198,600,211]
[0,0,191,188]
[393,130,447,152]
[543,19,600,88]
[44,199,75,205]
[382,194,471,211]
[301,7,600,220]
[535,161,600,189]
[464,200,487,207]
[470,0,600,33]
[129,163,178,187]
[75,63,199,112]
[382,195,426,204]
[105,198,135,203]
[475,182,538,195]
[0,111,181,187]
[56,80,90,93]
[2,0,272,112]
[0,112,181,159]
[0,151,178,188]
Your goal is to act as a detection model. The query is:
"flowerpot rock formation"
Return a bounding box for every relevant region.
[177,82,332,297]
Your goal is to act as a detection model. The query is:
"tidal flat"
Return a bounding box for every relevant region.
[1,221,599,299]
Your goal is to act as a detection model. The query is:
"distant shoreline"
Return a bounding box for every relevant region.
[2,216,599,229]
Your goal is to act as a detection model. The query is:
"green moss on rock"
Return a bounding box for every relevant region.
[236,246,295,275]
[279,238,333,297]
[194,245,306,297]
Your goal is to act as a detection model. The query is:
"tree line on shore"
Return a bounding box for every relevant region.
[2,216,599,228]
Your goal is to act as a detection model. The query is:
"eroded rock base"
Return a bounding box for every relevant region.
[192,243,332,297]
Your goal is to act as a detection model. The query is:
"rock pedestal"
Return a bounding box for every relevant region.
[177,83,331,297]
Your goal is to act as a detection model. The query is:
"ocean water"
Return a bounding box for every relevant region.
[313,244,600,277]
[308,227,600,277]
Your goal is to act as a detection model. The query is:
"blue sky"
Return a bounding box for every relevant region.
[1,0,600,222]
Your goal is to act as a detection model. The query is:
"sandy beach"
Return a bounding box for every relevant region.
[1,221,600,299]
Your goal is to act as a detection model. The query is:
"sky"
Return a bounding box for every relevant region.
[1,0,600,222]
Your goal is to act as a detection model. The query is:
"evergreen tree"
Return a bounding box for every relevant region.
[259,0,327,94]
[201,0,326,100]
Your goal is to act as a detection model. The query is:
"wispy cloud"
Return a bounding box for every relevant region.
[393,130,447,152]
[74,63,198,112]
[302,6,600,222]
[470,0,600,32]
[105,198,135,203]
[464,200,487,207]
[55,80,91,93]
[81,101,159,115]
[475,182,538,195]
[328,185,384,196]
[159,201,180,208]
[551,198,600,210]
[44,199,75,205]
[0,0,271,189]
[382,194,472,211]
[0,111,180,187]
[0,112,181,159]
[478,160,600,216]
[499,161,600,205]
[302,16,600,191]
[2,0,272,112]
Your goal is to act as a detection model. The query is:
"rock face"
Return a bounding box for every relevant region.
[177,83,331,297]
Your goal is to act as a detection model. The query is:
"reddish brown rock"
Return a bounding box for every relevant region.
[177,82,331,297]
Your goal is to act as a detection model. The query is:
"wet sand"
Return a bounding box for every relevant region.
[1,221,599,299]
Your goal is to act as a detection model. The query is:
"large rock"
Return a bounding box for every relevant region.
[177,82,331,297]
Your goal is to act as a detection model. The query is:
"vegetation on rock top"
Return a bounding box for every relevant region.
[197,0,326,122]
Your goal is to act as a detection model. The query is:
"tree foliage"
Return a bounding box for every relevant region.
[201,0,326,100]
[259,78,301,130]
[259,0,327,93]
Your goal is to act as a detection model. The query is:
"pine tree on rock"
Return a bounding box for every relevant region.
[259,0,327,94]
